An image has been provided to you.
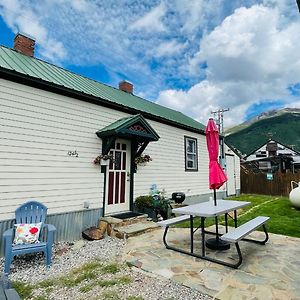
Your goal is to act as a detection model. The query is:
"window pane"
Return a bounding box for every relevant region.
[187,140,195,153]
[187,160,194,168]
[187,154,196,168]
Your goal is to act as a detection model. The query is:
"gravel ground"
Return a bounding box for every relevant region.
[1,237,211,300]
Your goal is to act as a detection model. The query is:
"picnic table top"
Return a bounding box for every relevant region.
[172,199,251,217]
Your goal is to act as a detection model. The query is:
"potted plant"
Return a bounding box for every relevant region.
[134,195,156,219]
[135,154,152,166]
[93,154,115,166]
[152,192,172,220]
[134,192,171,221]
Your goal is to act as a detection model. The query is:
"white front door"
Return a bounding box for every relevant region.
[105,139,131,215]
[226,154,236,196]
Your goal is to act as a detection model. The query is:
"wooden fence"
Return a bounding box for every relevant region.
[241,169,300,196]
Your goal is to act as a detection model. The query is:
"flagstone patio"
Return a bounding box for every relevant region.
[123,227,300,300]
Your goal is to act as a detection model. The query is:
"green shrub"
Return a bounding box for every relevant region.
[134,195,153,210]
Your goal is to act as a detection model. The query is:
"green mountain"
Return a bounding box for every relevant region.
[225,112,300,156]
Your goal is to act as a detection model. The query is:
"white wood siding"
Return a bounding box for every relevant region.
[0,78,215,220]
[134,122,210,198]
[0,79,127,220]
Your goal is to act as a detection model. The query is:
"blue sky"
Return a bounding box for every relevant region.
[0,0,300,127]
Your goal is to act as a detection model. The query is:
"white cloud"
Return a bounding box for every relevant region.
[129,2,166,33]
[157,4,300,127]
[153,40,186,57]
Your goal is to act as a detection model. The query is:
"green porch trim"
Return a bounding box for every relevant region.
[96,114,160,142]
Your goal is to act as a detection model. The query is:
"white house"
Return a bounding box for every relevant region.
[245,139,300,162]
[0,33,240,245]
[243,139,300,173]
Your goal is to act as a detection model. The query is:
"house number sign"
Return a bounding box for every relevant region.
[68,150,78,157]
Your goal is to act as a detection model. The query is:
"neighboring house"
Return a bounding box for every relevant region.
[0,33,240,246]
[243,139,300,173]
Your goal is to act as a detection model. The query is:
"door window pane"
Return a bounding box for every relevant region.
[115,151,121,170]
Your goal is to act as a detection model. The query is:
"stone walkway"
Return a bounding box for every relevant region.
[123,227,300,300]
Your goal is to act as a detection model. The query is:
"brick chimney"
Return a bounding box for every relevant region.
[14,33,35,57]
[119,80,133,94]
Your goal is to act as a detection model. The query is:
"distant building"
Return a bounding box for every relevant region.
[243,139,300,173]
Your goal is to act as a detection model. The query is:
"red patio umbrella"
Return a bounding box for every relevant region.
[205,118,229,250]
[205,118,227,205]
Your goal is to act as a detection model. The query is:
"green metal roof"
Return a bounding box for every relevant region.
[0,46,205,133]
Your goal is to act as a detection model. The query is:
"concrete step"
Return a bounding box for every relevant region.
[114,221,159,239]
[101,214,149,228]
[98,214,159,240]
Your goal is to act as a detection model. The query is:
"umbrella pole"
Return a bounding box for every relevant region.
[206,189,230,250]
[213,189,217,206]
[214,188,219,241]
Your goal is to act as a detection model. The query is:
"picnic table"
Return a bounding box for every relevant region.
[158,199,269,268]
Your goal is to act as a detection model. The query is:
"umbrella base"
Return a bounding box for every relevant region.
[206,238,230,250]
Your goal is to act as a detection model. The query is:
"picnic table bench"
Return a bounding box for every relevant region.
[221,216,269,243]
[157,215,191,227]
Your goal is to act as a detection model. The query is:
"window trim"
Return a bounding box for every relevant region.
[184,136,198,172]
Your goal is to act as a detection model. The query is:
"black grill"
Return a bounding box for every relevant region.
[171,192,185,204]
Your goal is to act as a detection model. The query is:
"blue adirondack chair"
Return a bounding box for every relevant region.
[3,201,56,275]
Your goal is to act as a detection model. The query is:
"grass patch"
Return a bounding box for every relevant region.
[101,263,120,274]
[72,260,102,274]
[32,296,48,300]
[14,261,130,299]
[126,296,144,300]
[58,271,96,287]
[79,284,94,293]
[228,194,300,237]
[116,276,132,285]
[12,281,34,299]
[38,279,57,288]
[101,291,120,300]
[97,276,132,287]
[175,194,300,238]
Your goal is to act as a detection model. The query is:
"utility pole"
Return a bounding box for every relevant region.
[211,108,229,136]
[211,108,230,166]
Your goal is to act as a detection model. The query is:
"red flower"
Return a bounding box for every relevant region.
[29,227,39,234]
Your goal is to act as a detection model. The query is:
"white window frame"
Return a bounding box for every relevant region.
[185,136,198,171]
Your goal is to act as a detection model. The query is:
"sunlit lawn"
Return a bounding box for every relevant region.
[175,194,300,238]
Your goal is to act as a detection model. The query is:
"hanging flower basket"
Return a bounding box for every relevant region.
[93,154,115,166]
[135,154,152,166]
